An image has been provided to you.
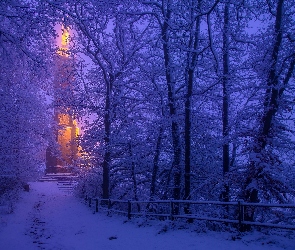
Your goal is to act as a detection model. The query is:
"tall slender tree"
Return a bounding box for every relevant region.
[245,0,295,204]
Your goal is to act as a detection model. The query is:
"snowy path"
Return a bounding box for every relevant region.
[0,182,294,250]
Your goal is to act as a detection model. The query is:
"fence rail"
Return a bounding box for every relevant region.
[85,196,295,231]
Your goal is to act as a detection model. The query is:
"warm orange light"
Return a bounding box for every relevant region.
[75,126,80,137]
[58,25,70,57]
[61,27,70,47]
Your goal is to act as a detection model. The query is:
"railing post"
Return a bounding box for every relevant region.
[238,199,244,231]
[95,198,99,213]
[108,199,111,209]
[128,200,131,220]
[106,199,111,216]
[170,200,174,220]
[127,200,131,220]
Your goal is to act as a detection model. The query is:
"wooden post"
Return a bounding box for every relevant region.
[88,197,91,208]
[95,198,99,213]
[128,200,131,220]
[170,200,174,220]
[107,199,111,216]
[238,199,244,231]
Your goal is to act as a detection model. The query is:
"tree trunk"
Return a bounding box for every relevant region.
[150,127,163,200]
[247,0,284,197]
[184,0,201,204]
[221,1,230,202]
[129,143,140,211]
[259,0,284,149]
[102,80,111,199]
[242,0,287,230]
[161,3,181,204]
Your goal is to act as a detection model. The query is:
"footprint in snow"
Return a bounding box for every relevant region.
[109,236,118,240]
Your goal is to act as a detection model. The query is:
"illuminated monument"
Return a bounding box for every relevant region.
[46,27,79,173]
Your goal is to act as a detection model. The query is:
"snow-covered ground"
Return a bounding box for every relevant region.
[0,182,294,250]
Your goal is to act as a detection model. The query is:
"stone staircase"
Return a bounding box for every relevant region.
[39,173,78,192]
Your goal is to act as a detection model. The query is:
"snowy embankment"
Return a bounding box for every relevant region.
[0,182,294,250]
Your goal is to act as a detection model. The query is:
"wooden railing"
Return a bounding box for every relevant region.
[85,197,295,231]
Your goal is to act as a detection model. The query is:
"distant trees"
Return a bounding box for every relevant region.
[0,0,55,187]
[0,62,49,180]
